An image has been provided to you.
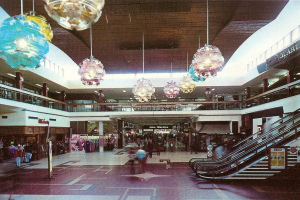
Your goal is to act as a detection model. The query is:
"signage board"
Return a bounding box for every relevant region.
[143,125,173,129]
[48,141,53,178]
[269,147,287,170]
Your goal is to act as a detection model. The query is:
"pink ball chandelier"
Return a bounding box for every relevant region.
[163,81,180,98]
[191,0,224,79]
[191,44,224,79]
[78,56,106,86]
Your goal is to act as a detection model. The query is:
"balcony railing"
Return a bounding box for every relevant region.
[0,79,300,112]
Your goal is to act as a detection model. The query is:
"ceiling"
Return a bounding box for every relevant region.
[0,0,292,126]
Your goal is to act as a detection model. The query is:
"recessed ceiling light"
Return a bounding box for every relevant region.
[7,73,16,77]
[35,84,42,87]
[123,90,126,92]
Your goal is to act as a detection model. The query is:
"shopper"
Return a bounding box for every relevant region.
[24,143,32,163]
[14,144,23,167]
[148,140,153,158]
[128,147,136,174]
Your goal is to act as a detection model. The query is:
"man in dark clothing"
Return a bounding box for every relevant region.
[148,140,153,158]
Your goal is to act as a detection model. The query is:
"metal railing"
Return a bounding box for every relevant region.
[0,79,300,112]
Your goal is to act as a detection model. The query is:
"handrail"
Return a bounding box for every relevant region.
[244,79,300,102]
[189,110,300,169]
[0,78,299,111]
[190,113,300,179]
[0,83,68,105]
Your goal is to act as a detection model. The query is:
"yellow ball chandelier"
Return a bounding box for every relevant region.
[179,75,196,93]
[44,0,105,31]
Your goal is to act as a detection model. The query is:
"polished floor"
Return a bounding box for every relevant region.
[0,146,299,200]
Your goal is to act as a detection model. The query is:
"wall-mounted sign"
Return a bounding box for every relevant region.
[297,147,300,163]
[269,147,287,170]
[267,40,300,69]
[143,125,173,129]
[38,118,49,125]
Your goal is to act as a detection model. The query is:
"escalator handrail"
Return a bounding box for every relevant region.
[194,121,299,176]
[190,114,300,172]
[189,112,300,169]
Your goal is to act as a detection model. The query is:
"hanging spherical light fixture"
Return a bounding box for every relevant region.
[192,0,224,79]
[25,0,53,42]
[179,75,196,93]
[189,65,206,82]
[132,78,155,102]
[164,80,180,98]
[78,56,106,86]
[132,34,155,102]
[191,44,224,78]
[163,62,180,98]
[44,0,105,31]
[179,52,196,93]
[26,15,53,42]
[78,25,105,86]
[0,15,49,69]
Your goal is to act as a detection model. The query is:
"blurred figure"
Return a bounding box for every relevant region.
[24,143,32,163]
[128,147,136,174]
[136,149,147,173]
[14,144,23,167]
[148,140,153,158]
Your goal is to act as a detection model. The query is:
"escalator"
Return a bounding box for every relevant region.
[189,109,300,180]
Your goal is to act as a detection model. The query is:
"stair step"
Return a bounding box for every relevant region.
[234,174,274,177]
[227,177,267,180]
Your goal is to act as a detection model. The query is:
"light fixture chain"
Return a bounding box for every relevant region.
[21,0,23,15]
[171,62,172,78]
[187,51,188,72]
[90,24,93,58]
[207,0,209,45]
[143,33,144,74]
[33,0,35,15]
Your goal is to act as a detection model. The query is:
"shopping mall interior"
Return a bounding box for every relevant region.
[0,0,300,199]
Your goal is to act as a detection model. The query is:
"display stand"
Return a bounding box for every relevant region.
[46,141,56,179]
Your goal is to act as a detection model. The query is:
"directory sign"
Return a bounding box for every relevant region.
[269,147,286,170]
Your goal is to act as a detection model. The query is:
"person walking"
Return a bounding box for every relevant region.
[14,144,23,167]
[148,140,153,158]
[24,143,32,163]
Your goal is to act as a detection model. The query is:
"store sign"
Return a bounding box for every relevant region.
[143,125,172,129]
[297,147,300,162]
[269,147,286,170]
[267,40,300,69]
[38,118,49,125]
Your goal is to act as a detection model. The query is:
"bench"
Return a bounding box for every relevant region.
[159,159,171,169]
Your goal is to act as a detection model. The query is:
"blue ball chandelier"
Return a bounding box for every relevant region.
[0,15,49,69]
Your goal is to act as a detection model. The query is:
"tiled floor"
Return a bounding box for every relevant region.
[0,146,299,200]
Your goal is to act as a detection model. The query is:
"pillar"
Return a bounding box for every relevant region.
[117,119,123,149]
[61,91,66,111]
[205,88,211,110]
[98,90,104,111]
[99,122,104,152]
[246,87,251,99]
[15,72,23,101]
[262,78,269,93]
[42,83,49,107]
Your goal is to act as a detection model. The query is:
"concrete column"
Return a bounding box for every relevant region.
[99,122,104,152]
[117,119,123,149]
[42,83,49,107]
[246,87,251,99]
[15,72,23,101]
[262,78,269,93]
[61,91,66,111]
[98,90,103,111]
